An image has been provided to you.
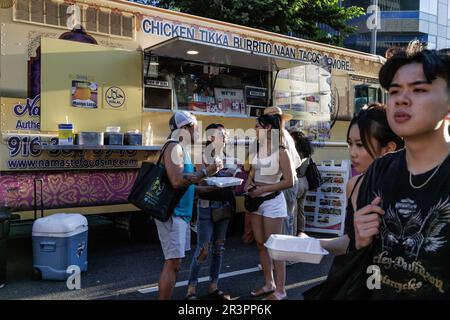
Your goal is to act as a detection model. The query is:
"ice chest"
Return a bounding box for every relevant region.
[264,235,328,264]
[32,213,88,280]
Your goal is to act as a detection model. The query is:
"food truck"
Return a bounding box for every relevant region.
[0,0,385,235]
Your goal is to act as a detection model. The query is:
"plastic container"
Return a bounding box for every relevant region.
[204,177,243,188]
[104,132,123,145]
[58,124,74,145]
[264,234,328,264]
[32,213,88,281]
[76,132,104,146]
[124,132,143,146]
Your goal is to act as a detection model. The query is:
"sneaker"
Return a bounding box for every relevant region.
[257,264,262,270]
[0,284,5,289]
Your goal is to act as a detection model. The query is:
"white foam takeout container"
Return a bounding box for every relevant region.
[204,177,243,188]
[264,235,328,264]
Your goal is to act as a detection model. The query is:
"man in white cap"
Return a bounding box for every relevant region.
[263,107,303,239]
[157,111,222,299]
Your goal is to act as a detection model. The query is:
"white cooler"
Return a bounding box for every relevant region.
[32,213,88,280]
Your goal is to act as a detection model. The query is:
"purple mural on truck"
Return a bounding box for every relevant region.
[0,169,138,211]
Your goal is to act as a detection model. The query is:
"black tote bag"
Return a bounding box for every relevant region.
[128,141,187,222]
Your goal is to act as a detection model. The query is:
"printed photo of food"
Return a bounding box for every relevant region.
[71,80,98,109]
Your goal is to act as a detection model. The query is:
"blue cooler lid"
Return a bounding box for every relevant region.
[32,213,88,237]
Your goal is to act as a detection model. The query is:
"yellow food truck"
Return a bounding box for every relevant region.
[0,0,385,235]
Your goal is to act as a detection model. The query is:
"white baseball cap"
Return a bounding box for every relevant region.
[169,111,197,131]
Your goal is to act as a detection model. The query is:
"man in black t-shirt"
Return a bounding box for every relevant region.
[354,43,450,299]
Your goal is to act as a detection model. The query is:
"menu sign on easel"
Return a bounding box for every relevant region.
[304,160,351,236]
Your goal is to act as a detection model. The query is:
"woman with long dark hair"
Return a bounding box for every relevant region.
[319,104,404,254]
[244,114,294,300]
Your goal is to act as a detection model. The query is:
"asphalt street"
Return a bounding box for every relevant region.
[0,214,334,300]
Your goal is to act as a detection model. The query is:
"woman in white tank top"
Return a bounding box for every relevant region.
[244,114,294,300]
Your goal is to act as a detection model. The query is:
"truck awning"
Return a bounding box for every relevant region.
[143,37,306,71]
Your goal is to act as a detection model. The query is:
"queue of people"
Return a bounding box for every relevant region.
[152,41,450,300]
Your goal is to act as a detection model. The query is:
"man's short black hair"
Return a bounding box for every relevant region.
[379,41,450,90]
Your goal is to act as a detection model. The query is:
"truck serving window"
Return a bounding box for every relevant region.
[143,55,269,114]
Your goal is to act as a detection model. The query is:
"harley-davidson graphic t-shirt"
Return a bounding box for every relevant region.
[357,149,450,299]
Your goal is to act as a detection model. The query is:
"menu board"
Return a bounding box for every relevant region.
[304,160,351,236]
[213,88,245,114]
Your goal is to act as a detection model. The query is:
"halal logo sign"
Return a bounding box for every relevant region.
[105,87,125,108]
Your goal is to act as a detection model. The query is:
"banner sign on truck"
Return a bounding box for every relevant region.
[141,17,353,71]
[0,97,141,171]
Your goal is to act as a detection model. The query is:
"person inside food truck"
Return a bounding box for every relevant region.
[156,111,223,300]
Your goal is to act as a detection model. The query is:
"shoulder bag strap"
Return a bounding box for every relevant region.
[156,140,179,165]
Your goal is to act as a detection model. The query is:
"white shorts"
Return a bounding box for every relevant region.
[155,216,191,260]
[253,192,288,219]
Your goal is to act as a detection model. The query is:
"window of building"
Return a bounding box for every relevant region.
[438,3,448,26]
[448,2,450,23]
[437,37,446,50]
[86,7,98,32]
[438,25,447,38]
[110,12,122,36]
[429,22,438,35]
[58,2,70,27]
[345,0,419,11]
[399,0,419,11]
[45,0,58,26]
[122,16,133,38]
[30,0,44,23]
[98,10,110,34]
[421,0,438,15]
[13,1,134,39]
[15,0,29,21]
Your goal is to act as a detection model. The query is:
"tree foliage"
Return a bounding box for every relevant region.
[155,0,364,46]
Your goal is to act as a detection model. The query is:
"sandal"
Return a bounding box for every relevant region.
[208,289,231,300]
[250,286,275,297]
[185,293,198,300]
[263,292,288,300]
